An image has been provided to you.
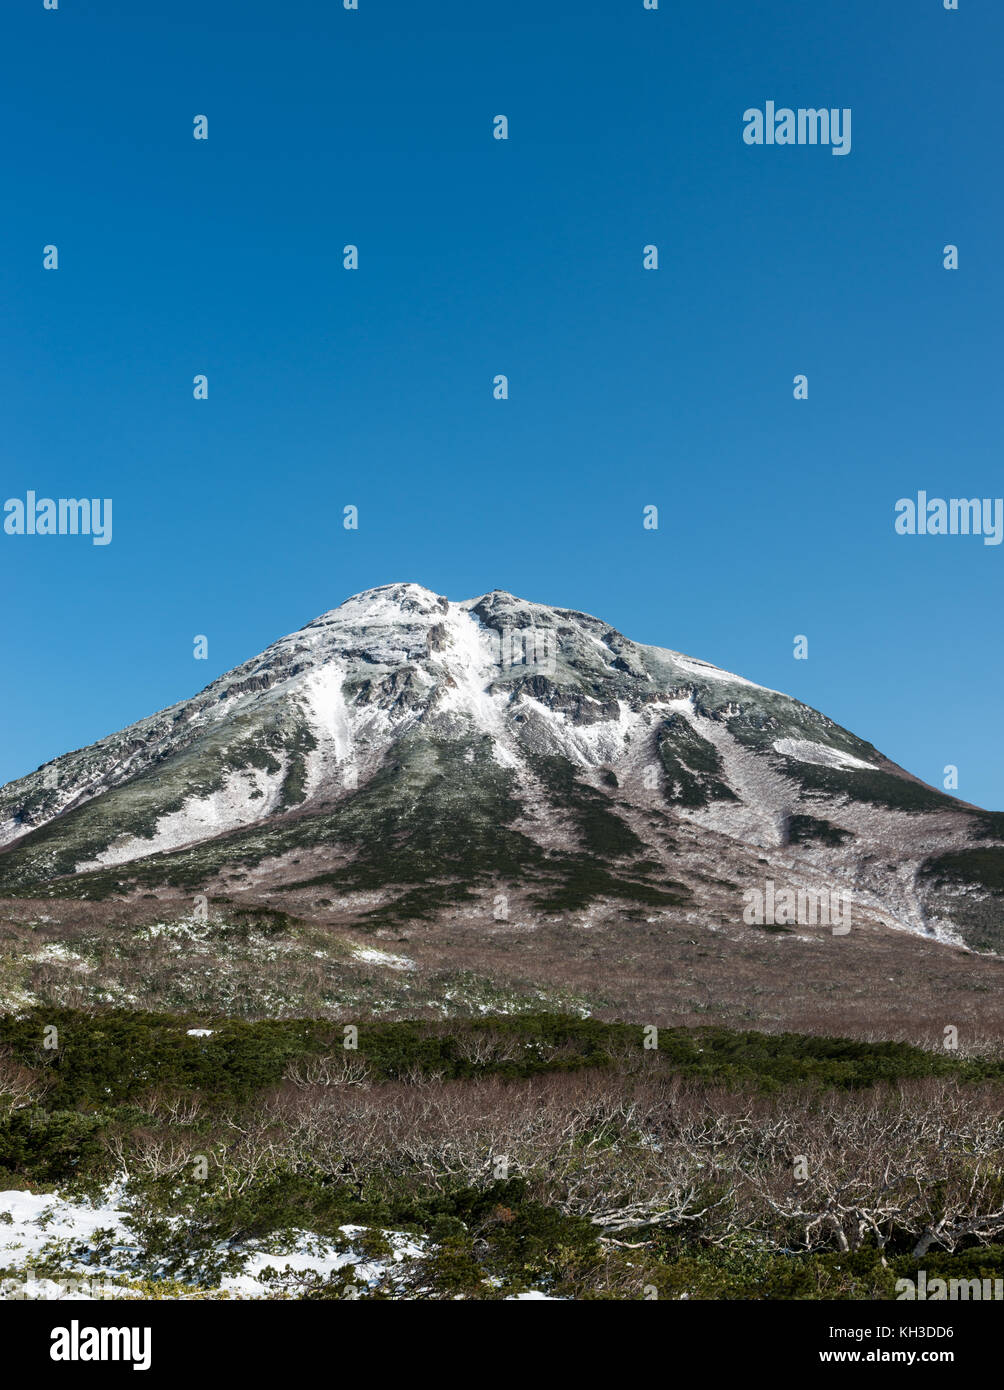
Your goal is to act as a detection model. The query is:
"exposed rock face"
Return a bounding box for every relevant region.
[0,582,1000,952]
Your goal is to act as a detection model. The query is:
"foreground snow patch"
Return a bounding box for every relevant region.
[0,1186,135,1266]
[0,1187,421,1300]
[352,946,416,971]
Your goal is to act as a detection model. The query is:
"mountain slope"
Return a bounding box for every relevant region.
[0,583,1001,953]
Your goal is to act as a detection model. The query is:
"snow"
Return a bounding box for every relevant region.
[320,583,443,633]
[218,1229,425,1299]
[437,606,502,722]
[352,946,416,972]
[30,943,89,967]
[75,761,288,873]
[0,1186,137,1280]
[665,704,800,846]
[0,1274,123,1300]
[773,738,877,772]
[301,662,357,794]
[0,1187,424,1301]
[0,818,26,850]
[308,666,353,762]
[669,651,779,694]
[514,695,656,768]
[435,605,522,768]
[186,1028,214,1037]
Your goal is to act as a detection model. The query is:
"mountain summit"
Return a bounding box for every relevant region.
[0,583,1000,955]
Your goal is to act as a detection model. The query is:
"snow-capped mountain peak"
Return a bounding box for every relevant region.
[0,585,998,955]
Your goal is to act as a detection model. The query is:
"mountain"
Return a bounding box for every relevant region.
[1,582,1001,972]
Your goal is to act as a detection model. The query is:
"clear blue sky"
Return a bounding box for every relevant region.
[2,0,1002,808]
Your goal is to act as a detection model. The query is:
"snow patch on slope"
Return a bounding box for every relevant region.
[352,945,416,971]
[669,652,779,694]
[516,696,655,767]
[0,819,25,850]
[301,663,357,794]
[773,738,877,772]
[436,604,521,767]
[76,763,287,872]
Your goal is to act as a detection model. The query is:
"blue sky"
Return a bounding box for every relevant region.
[2,0,1002,808]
